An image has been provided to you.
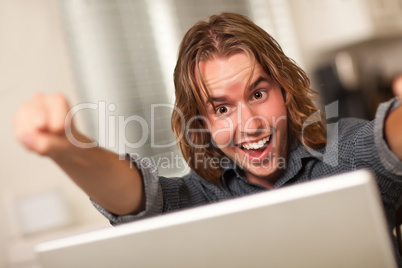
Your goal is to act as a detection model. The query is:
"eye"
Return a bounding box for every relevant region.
[216,106,228,114]
[253,91,263,100]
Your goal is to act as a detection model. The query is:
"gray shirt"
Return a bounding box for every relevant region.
[92,98,402,266]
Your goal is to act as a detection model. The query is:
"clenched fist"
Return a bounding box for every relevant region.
[14,94,145,215]
[14,93,78,157]
[393,75,402,98]
[385,75,402,160]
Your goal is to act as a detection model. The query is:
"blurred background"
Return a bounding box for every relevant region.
[0,0,402,267]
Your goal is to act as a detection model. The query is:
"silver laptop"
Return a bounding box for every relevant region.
[35,169,397,268]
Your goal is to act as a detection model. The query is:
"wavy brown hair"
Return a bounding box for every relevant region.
[172,13,326,184]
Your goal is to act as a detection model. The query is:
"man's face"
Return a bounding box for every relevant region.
[198,53,288,188]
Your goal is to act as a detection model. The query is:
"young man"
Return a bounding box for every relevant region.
[14,13,402,264]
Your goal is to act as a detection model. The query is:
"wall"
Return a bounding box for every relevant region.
[287,0,402,73]
[0,0,109,267]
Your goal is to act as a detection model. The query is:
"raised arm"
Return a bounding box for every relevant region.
[14,93,145,215]
[385,75,402,161]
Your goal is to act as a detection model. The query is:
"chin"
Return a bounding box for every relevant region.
[243,157,285,179]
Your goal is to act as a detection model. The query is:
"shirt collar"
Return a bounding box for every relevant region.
[221,158,243,186]
[273,143,323,188]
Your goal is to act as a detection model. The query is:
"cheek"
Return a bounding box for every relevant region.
[272,107,287,130]
[263,100,287,124]
[209,119,235,146]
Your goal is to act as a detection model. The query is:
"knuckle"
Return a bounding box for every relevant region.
[52,93,67,105]
[20,101,31,111]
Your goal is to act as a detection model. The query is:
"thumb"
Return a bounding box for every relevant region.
[21,132,68,156]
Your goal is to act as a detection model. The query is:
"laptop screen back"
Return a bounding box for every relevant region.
[35,169,397,268]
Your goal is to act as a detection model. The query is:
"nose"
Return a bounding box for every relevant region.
[238,103,263,136]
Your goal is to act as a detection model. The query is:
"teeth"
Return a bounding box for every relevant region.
[242,136,270,150]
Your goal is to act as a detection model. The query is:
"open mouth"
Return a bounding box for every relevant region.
[238,135,271,159]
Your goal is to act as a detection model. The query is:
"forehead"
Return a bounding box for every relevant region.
[198,53,256,85]
[196,53,266,99]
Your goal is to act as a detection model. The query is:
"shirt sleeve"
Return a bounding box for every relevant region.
[91,153,163,225]
[374,97,402,176]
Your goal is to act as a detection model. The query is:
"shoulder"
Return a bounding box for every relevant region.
[337,117,370,135]
[159,170,220,196]
[326,117,371,143]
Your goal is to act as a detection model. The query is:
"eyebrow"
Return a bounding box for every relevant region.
[205,76,269,107]
[248,76,268,92]
[210,96,227,103]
